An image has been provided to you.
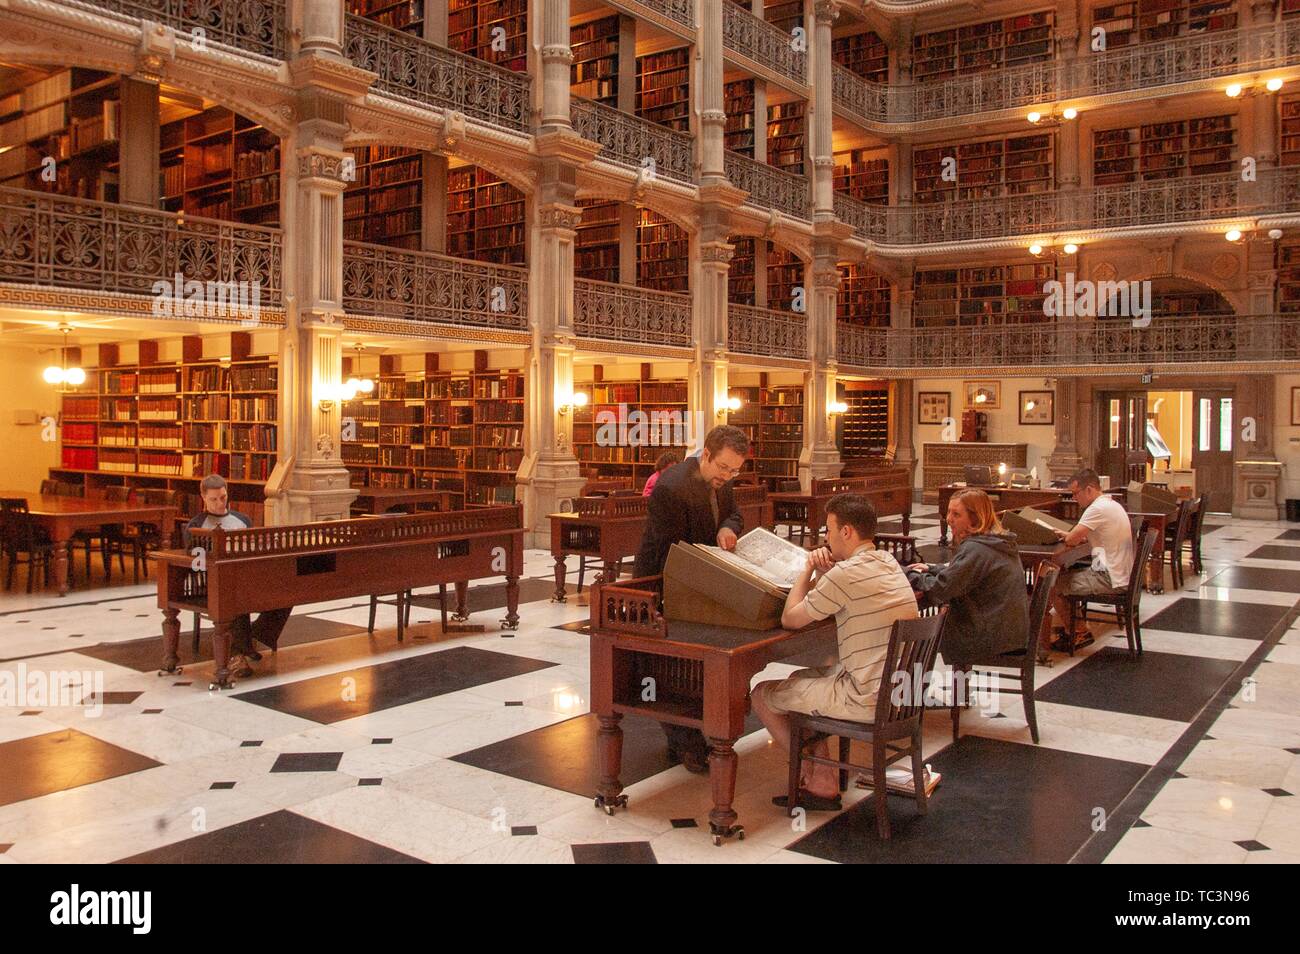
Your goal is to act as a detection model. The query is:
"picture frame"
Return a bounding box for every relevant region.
[1019,390,1054,425]
[918,391,951,425]
[963,380,1001,410]
[1293,387,1300,426]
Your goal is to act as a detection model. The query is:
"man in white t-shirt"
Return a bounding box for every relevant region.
[1046,468,1134,651]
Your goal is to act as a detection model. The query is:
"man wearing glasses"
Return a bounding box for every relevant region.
[633,424,750,772]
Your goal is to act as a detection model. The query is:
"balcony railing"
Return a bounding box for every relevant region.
[571,98,696,184]
[728,304,808,360]
[82,0,286,60]
[726,151,809,220]
[573,278,692,347]
[633,0,694,30]
[342,241,528,331]
[723,3,807,87]
[836,315,1300,370]
[344,14,531,133]
[0,187,282,307]
[833,192,885,242]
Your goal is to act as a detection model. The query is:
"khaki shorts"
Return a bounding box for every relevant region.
[760,665,873,721]
[1060,566,1120,596]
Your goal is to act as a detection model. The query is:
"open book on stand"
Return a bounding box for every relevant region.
[662,528,811,630]
[1002,506,1073,546]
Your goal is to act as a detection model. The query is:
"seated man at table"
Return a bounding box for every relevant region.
[184,474,290,679]
[751,493,918,811]
[1045,468,1134,652]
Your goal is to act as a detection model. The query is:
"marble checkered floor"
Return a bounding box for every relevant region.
[0,509,1296,864]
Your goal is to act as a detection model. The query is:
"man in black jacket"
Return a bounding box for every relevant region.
[632,425,749,771]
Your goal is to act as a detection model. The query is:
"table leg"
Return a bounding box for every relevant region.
[52,532,71,596]
[901,511,911,536]
[1147,533,1166,595]
[551,555,567,603]
[707,737,744,845]
[453,581,469,621]
[594,714,627,814]
[160,607,181,674]
[500,575,520,630]
[938,512,949,547]
[210,618,234,690]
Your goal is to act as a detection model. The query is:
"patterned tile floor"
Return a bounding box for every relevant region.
[0,510,1296,864]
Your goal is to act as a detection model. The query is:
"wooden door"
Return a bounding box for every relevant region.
[1096,391,1148,487]
[1192,390,1234,511]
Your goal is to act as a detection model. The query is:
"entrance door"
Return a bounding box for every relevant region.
[1096,391,1148,487]
[1192,390,1234,511]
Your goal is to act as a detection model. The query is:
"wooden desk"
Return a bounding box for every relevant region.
[350,487,457,515]
[935,486,1070,546]
[153,505,525,688]
[590,575,836,845]
[732,484,772,535]
[0,491,175,596]
[549,496,649,603]
[1125,493,1178,594]
[768,470,912,543]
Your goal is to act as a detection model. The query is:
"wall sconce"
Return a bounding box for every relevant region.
[1227,79,1283,98]
[1027,107,1079,125]
[828,399,849,415]
[317,382,342,413]
[717,395,743,419]
[1028,242,1081,257]
[1224,229,1243,242]
[557,390,589,417]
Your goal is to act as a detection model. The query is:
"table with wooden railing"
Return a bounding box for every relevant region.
[151,505,525,689]
[548,495,650,603]
[768,469,913,543]
[349,487,458,515]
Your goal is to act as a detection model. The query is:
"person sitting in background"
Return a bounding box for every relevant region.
[751,494,918,812]
[906,488,1029,673]
[185,474,290,679]
[1045,468,1134,652]
[642,450,682,497]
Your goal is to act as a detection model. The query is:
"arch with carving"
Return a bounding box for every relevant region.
[1110,267,1246,316]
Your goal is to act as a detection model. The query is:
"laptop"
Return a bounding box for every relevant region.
[963,464,994,486]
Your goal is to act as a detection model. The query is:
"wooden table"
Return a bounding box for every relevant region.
[768,471,912,544]
[590,575,836,845]
[549,495,650,603]
[350,487,456,515]
[1125,493,1178,594]
[732,484,772,535]
[0,491,176,596]
[936,486,1071,546]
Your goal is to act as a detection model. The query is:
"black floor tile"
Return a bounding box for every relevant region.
[114,809,425,863]
[571,841,657,864]
[1142,598,1290,639]
[81,691,143,706]
[0,730,160,808]
[233,646,556,724]
[788,735,1147,864]
[1201,566,1300,594]
[270,752,343,773]
[1245,545,1300,562]
[452,710,763,797]
[1033,647,1240,722]
[1276,529,1300,541]
[407,578,556,614]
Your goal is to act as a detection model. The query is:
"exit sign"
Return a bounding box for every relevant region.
[1140,371,1153,385]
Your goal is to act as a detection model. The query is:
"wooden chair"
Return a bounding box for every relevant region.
[784,611,948,839]
[1164,498,1193,590]
[127,488,176,582]
[1,498,56,593]
[1064,528,1157,658]
[1184,492,1210,576]
[873,533,919,566]
[774,479,808,542]
[949,564,1059,745]
[368,584,451,642]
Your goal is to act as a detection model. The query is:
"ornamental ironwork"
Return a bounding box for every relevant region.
[723,3,807,86]
[571,98,696,184]
[728,303,808,360]
[573,277,692,347]
[725,151,810,220]
[85,0,286,59]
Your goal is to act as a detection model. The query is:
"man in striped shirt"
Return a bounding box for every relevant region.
[752,493,918,811]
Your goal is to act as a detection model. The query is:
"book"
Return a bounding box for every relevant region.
[662,541,791,630]
[691,527,810,591]
[1003,507,1071,546]
[855,764,942,797]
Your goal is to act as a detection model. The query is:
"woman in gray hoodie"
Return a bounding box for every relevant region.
[905,488,1030,666]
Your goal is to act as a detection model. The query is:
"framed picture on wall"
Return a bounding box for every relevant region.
[1293,387,1300,425]
[918,391,951,425]
[1019,390,1054,425]
[963,380,1001,410]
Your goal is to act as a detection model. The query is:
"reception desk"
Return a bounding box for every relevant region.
[922,442,1028,499]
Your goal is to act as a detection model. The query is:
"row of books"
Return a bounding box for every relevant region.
[231,396,276,422]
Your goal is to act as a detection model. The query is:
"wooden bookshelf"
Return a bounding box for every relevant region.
[839,383,890,459]
[443,164,526,265]
[1091,1,1236,48]
[838,262,891,326]
[767,244,803,312]
[767,100,806,175]
[0,68,121,200]
[1278,241,1300,314]
[448,0,528,72]
[349,0,425,35]
[913,261,1056,327]
[1148,289,1232,316]
[913,12,1053,82]
[572,366,690,481]
[725,79,757,157]
[833,30,889,83]
[727,380,804,488]
[637,209,689,293]
[343,145,421,250]
[575,199,621,283]
[52,332,277,520]
[765,0,803,33]
[159,107,281,226]
[637,48,690,132]
[915,132,1053,203]
[571,15,620,107]
[729,237,756,306]
[834,148,889,203]
[1093,114,1235,184]
[341,351,523,506]
[1283,96,1300,168]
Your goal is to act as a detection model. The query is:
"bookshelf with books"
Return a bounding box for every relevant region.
[838,383,890,459]
[912,12,1053,83]
[1282,96,1300,168]
[767,100,806,175]
[1091,1,1237,48]
[838,262,891,326]
[765,0,804,33]
[767,245,803,312]
[1278,241,1300,314]
[913,262,1056,327]
[727,377,805,488]
[448,0,528,72]
[575,199,621,283]
[350,0,424,35]
[915,133,1054,203]
[729,238,757,306]
[160,107,281,225]
[834,149,889,204]
[833,30,889,83]
[1092,114,1236,184]
[442,164,526,264]
[636,48,690,132]
[637,209,689,293]
[571,15,621,107]
[571,365,690,482]
[343,145,422,251]
[725,80,757,157]
[0,68,121,200]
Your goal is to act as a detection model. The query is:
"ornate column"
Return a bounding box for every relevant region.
[266,3,374,524]
[538,0,573,129]
[810,0,838,220]
[890,378,916,473]
[801,237,845,487]
[1235,374,1283,520]
[118,79,159,207]
[699,0,726,185]
[1046,377,1086,481]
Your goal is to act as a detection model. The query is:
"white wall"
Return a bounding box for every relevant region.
[0,343,62,491]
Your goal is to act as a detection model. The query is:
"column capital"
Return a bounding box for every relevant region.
[296,149,352,187]
[813,0,840,25]
[538,204,583,232]
[700,241,736,265]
